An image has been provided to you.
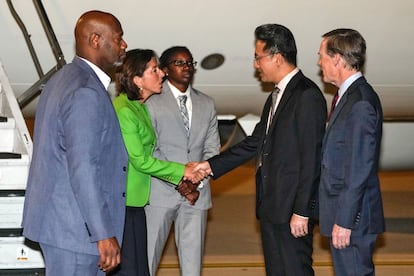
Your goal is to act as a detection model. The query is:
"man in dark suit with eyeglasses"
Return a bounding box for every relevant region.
[195,24,327,275]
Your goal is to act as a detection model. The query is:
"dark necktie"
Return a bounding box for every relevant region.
[267,87,280,132]
[328,92,339,121]
[258,87,280,169]
[178,95,190,135]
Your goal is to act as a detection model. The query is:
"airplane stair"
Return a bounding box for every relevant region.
[0,61,45,275]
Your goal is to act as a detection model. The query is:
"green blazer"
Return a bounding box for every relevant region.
[113,93,184,207]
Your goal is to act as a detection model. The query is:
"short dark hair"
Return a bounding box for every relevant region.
[159,46,193,69]
[322,28,366,71]
[116,49,157,100]
[254,24,297,66]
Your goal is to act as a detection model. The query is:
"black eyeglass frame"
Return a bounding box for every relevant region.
[168,60,198,67]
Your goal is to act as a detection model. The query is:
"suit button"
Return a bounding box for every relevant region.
[123,166,127,172]
[122,192,126,197]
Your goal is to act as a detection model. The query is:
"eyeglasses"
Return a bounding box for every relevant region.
[253,53,274,63]
[169,60,197,67]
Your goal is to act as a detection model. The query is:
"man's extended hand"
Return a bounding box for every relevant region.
[183,162,210,183]
[97,237,121,272]
[193,161,212,176]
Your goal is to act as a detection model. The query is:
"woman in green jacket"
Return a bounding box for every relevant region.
[113,49,204,276]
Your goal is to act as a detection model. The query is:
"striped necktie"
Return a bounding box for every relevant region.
[178,95,190,135]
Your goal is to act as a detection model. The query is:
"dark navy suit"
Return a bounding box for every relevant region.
[319,76,385,275]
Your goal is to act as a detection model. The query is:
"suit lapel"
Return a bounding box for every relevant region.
[323,93,346,148]
[325,76,366,135]
[189,88,201,138]
[267,71,303,136]
[325,92,347,134]
[73,56,107,92]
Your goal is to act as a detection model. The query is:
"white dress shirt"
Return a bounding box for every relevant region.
[167,81,193,128]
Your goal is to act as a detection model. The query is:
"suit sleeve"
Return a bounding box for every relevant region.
[293,88,327,216]
[208,98,269,178]
[61,87,115,242]
[117,106,184,185]
[202,100,221,160]
[335,101,378,228]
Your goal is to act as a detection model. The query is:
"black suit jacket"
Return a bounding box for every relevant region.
[209,70,327,224]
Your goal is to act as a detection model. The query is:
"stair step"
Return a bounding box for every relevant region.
[0,117,17,152]
[0,152,22,159]
[0,154,29,190]
[0,191,25,229]
[0,117,15,128]
[0,236,45,270]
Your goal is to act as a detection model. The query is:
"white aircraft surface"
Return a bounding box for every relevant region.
[0,0,413,170]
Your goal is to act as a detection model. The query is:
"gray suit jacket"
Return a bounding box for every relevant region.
[22,57,128,255]
[146,84,220,210]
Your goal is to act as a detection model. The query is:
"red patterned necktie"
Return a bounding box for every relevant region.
[328,92,339,121]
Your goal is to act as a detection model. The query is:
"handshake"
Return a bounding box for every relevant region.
[175,161,211,205]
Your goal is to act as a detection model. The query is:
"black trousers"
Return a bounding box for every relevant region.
[260,220,315,276]
[113,206,150,276]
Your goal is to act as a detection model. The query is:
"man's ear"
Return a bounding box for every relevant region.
[89,33,100,49]
[333,53,342,67]
[272,52,283,66]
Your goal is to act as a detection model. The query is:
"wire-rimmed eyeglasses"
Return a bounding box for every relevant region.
[253,53,274,63]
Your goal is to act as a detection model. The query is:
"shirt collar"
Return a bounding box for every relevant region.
[79,57,111,90]
[338,71,363,98]
[276,67,299,92]
[167,80,191,98]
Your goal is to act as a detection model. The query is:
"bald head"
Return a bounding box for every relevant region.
[74,10,127,73]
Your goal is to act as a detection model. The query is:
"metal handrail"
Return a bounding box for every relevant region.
[33,0,66,69]
[6,0,44,78]
[6,0,67,108]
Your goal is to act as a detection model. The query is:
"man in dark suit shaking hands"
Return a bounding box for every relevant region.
[195,24,327,275]
[318,28,385,275]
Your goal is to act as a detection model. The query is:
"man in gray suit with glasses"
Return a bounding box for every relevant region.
[145,46,220,276]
